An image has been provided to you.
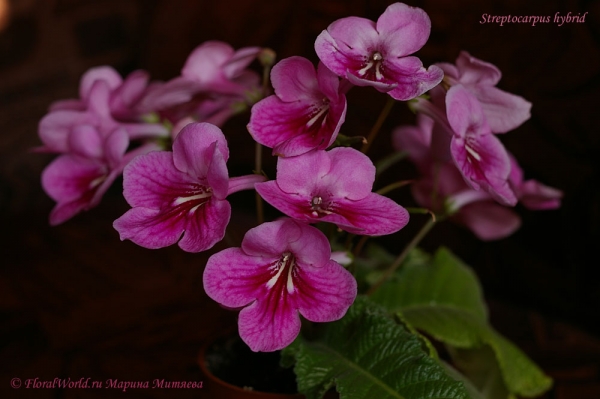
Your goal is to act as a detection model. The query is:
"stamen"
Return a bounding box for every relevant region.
[173,190,212,206]
[306,104,329,128]
[465,145,481,162]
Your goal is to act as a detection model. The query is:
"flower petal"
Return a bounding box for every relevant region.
[335,194,410,235]
[376,2,432,57]
[474,86,532,133]
[453,201,521,241]
[172,122,229,179]
[238,298,301,352]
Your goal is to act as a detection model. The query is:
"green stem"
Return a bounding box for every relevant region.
[375,180,412,196]
[366,216,436,296]
[361,96,395,154]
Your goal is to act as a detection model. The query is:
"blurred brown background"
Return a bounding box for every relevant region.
[1,0,599,398]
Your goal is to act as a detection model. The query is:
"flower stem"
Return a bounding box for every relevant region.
[361,96,395,154]
[366,215,436,295]
[375,180,413,196]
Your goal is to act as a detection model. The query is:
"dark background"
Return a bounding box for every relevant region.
[1,0,599,398]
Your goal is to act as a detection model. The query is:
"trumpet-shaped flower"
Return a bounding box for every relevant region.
[437,51,531,133]
[113,122,264,252]
[255,147,409,235]
[39,77,168,154]
[138,41,261,127]
[203,218,357,352]
[248,56,347,157]
[41,127,152,225]
[314,2,443,100]
[446,85,517,206]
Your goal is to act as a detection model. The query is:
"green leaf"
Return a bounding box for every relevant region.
[370,247,552,398]
[371,246,487,321]
[283,296,469,399]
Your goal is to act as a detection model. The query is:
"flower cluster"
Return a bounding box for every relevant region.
[37,1,562,362]
[395,51,562,240]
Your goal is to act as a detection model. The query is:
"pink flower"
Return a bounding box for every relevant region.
[139,41,261,126]
[113,122,264,252]
[508,154,563,210]
[38,73,168,154]
[394,114,521,240]
[41,127,153,225]
[248,56,347,157]
[446,85,517,205]
[436,51,531,133]
[314,2,443,100]
[203,218,357,352]
[255,147,409,236]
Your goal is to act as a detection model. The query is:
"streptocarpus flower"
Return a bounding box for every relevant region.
[314,2,443,100]
[138,41,262,123]
[255,147,409,235]
[508,154,563,210]
[393,114,521,240]
[247,56,347,157]
[203,218,357,352]
[436,51,532,133]
[39,77,167,154]
[41,127,154,225]
[446,85,517,206]
[113,122,265,252]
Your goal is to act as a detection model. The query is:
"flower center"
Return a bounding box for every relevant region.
[172,185,213,213]
[357,51,385,81]
[265,251,297,293]
[310,195,333,217]
[306,99,330,130]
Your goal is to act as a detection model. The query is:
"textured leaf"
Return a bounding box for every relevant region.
[370,247,552,398]
[283,296,469,399]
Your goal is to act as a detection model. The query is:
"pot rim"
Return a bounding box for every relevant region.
[198,330,305,398]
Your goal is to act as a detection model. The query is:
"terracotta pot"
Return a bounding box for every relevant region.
[198,331,338,399]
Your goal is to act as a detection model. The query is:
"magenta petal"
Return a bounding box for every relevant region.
[79,66,122,100]
[204,248,274,308]
[314,17,379,78]
[182,41,233,82]
[42,155,105,203]
[255,181,309,220]
[518,180,563,210]
[335,194,410,235]
[239,299,301,352]
[386,62,444,101]
[103,128,129,169]
[450,134,516,205]
[475,86,532,133]
[177,199,231,252]
[274,150,331,196]
[68,125,103,159]
[172,122,229,179]
[296,259,357,322]
[446,85,490,138]
[376,2,431,57]
[222,46,261,78]
[121,151,188,208]
[323,147,375,200]
[39,111,96,152]
[454,201,521,241]
[455,51,501,86]
[242,217,302,258]
[113,206,185,249]
[271,57,321,102]
[249,96,332,156]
